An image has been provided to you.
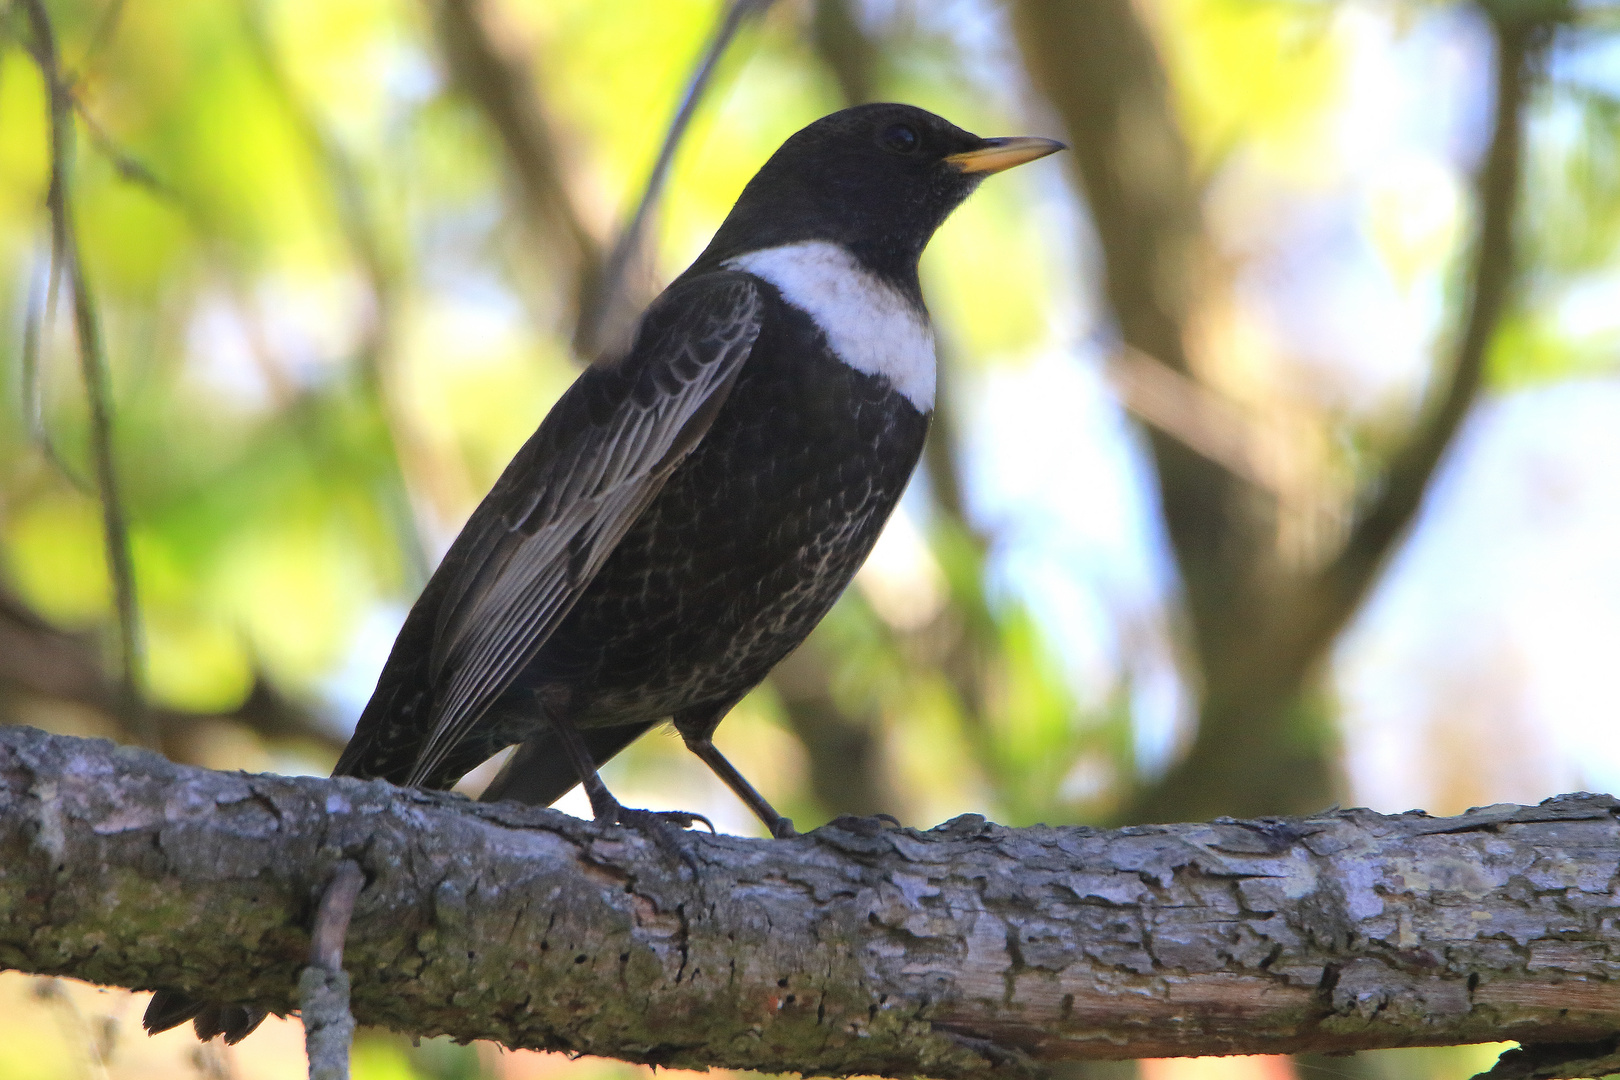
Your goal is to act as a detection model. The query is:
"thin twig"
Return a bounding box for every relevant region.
[578,0,778,355]
[73,97,176,196]
[18,16,174,491]
[17,93,170,497]
[309,861,366,973]
[20,0,152,749]
[66,164,150,748]
[19,243,92,490]
[17,1,80,490]
[300,861,365,1080]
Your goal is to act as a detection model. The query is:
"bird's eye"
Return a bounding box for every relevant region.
[880,123,919,154]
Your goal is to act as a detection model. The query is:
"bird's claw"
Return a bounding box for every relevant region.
[819,813,906,836]
[633,807,716,833]
[588,797,712,833]
[596,804,714,869]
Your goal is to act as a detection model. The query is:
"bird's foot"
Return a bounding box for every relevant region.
[768,816,798,839]
[821,813,906,836]
[581,775,713,835]
[612,805,715,834]
[591,801,714,868]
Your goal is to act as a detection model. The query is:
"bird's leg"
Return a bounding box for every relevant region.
[548,713,625,821]
[549,713,713,833]
[680,733,798,839]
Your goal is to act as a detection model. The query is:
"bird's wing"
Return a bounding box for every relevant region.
[402,274,763,787]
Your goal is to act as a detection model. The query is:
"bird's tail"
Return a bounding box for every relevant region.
[142,989,268,1044]
[478,721,656,806]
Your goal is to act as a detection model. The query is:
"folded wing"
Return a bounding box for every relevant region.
[401,273,763,787]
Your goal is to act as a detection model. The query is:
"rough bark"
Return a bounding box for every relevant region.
[5,726,1620,1078]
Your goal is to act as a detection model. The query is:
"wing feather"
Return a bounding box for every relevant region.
[402,275,763,787]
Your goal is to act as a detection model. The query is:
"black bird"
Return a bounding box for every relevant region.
[145,103,1060,1043]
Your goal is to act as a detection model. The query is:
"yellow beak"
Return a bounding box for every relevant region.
[945,136,1066,175]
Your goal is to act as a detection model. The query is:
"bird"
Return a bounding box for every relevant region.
[144,102,1061,1044]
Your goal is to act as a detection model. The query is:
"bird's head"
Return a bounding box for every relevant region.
[692,103,1064,282]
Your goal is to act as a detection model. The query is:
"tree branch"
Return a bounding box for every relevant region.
[300,860,365,1080]
[432,0,606,335]
[0,586,346,760]
[1012,0,1324,825]
[1279,10,1543,685]
[6,724,1620,1078]
[579,0,777,356]
[1010,0,1280,702]
[20,0,151,749]
[1013,0,1564,827]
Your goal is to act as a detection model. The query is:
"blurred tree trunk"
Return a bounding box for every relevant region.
[772,641,896,818]
[1012,0,1535,826]
[1012,0,1316,823]
[812,0,879,106]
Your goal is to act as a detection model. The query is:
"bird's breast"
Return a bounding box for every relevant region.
[724,241,936,412]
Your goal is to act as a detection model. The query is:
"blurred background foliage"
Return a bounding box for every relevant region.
[2,0,1619,1077]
